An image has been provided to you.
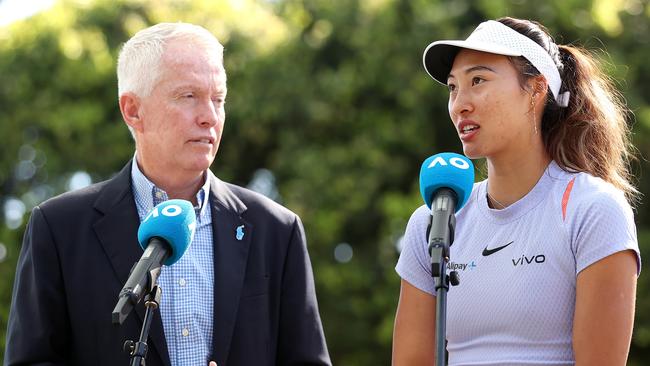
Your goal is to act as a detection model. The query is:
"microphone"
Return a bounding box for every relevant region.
[419,153,474,277]
[112,199,196,325]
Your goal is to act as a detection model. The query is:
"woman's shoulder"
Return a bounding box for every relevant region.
[549,165,632,223]
[567,172,626,206]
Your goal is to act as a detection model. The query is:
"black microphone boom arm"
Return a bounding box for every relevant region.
[112,238,170,325]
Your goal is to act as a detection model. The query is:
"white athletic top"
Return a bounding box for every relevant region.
[396,161,640,365]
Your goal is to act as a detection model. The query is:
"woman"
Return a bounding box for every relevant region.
[393,17,640,366]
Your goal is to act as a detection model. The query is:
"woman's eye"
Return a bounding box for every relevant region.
[472,77,484,86]
[447,83,456,93]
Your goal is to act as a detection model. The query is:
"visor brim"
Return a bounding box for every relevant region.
[423,40,523,85]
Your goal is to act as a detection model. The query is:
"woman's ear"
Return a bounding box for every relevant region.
[530,75,549,101]
[119,92,143,132]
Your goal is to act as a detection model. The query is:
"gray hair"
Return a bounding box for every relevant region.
[117,23,225,138]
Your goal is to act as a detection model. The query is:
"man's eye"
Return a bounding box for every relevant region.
[447,84,456,93]
[472,77,484,85]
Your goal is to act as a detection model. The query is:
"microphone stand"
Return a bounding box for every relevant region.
[428,188,460,366]
[114,265,165,366]
[123,285,162,366]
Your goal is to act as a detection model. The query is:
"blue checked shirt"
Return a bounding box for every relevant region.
[131,159,214,366]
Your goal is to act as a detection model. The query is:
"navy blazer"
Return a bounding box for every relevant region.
[5,161,331,366]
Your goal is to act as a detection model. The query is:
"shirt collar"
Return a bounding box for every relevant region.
[130,154,211,222]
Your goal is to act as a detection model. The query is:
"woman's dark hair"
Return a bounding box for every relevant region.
[497,16,638,202]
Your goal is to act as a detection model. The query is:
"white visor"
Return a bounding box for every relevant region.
[423,20,569,107]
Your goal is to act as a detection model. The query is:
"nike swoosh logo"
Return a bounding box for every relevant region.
[482,241,514,256]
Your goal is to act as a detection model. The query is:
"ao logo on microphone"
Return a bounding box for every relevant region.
[427,156,471,170]
[142,200,197,236]
[143,204,184,222]
[419,152,474,211]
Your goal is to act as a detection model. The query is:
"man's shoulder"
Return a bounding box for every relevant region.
[223,181,295,215]
[38,162,132,214]
[220,181,298,223]
[37,176,118,216]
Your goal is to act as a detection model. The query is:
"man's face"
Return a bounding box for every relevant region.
[136,39,227,181]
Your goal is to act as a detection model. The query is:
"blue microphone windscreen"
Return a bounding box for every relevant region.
[137,199,197,265]
[420,153,475,212]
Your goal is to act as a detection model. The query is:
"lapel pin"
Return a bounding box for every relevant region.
[235,225,245,241]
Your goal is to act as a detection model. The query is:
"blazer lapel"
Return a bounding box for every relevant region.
[208,172,252,365]
[93,161,171,366]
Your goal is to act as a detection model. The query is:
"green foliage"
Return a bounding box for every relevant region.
[1,0,649,364]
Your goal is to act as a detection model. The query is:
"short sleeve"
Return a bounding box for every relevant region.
[395,205,437,295]
[569,189,640,275]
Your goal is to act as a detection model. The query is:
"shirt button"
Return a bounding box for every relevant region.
[179,278,186,286]
[155,191,163,199]
[182,328,189,337]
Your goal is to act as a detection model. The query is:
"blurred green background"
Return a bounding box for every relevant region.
[0,0,649,364]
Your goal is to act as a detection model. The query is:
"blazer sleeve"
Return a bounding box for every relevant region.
[5,206,70,365]
[276,215,331,366]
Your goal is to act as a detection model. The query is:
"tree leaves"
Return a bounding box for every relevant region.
[1,0,649,364]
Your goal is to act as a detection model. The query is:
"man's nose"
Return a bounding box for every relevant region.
[198,99,220,127]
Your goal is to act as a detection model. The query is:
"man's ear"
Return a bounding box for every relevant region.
[119,92,143,132]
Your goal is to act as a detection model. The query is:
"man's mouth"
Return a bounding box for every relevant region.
[190,138,214,144]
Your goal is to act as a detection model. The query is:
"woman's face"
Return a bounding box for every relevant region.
[447,49,534,160]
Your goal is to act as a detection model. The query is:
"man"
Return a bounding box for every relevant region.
[5,22,331,366]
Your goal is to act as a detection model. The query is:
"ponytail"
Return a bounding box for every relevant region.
[496,17,638,204]
[541,46,638,203]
